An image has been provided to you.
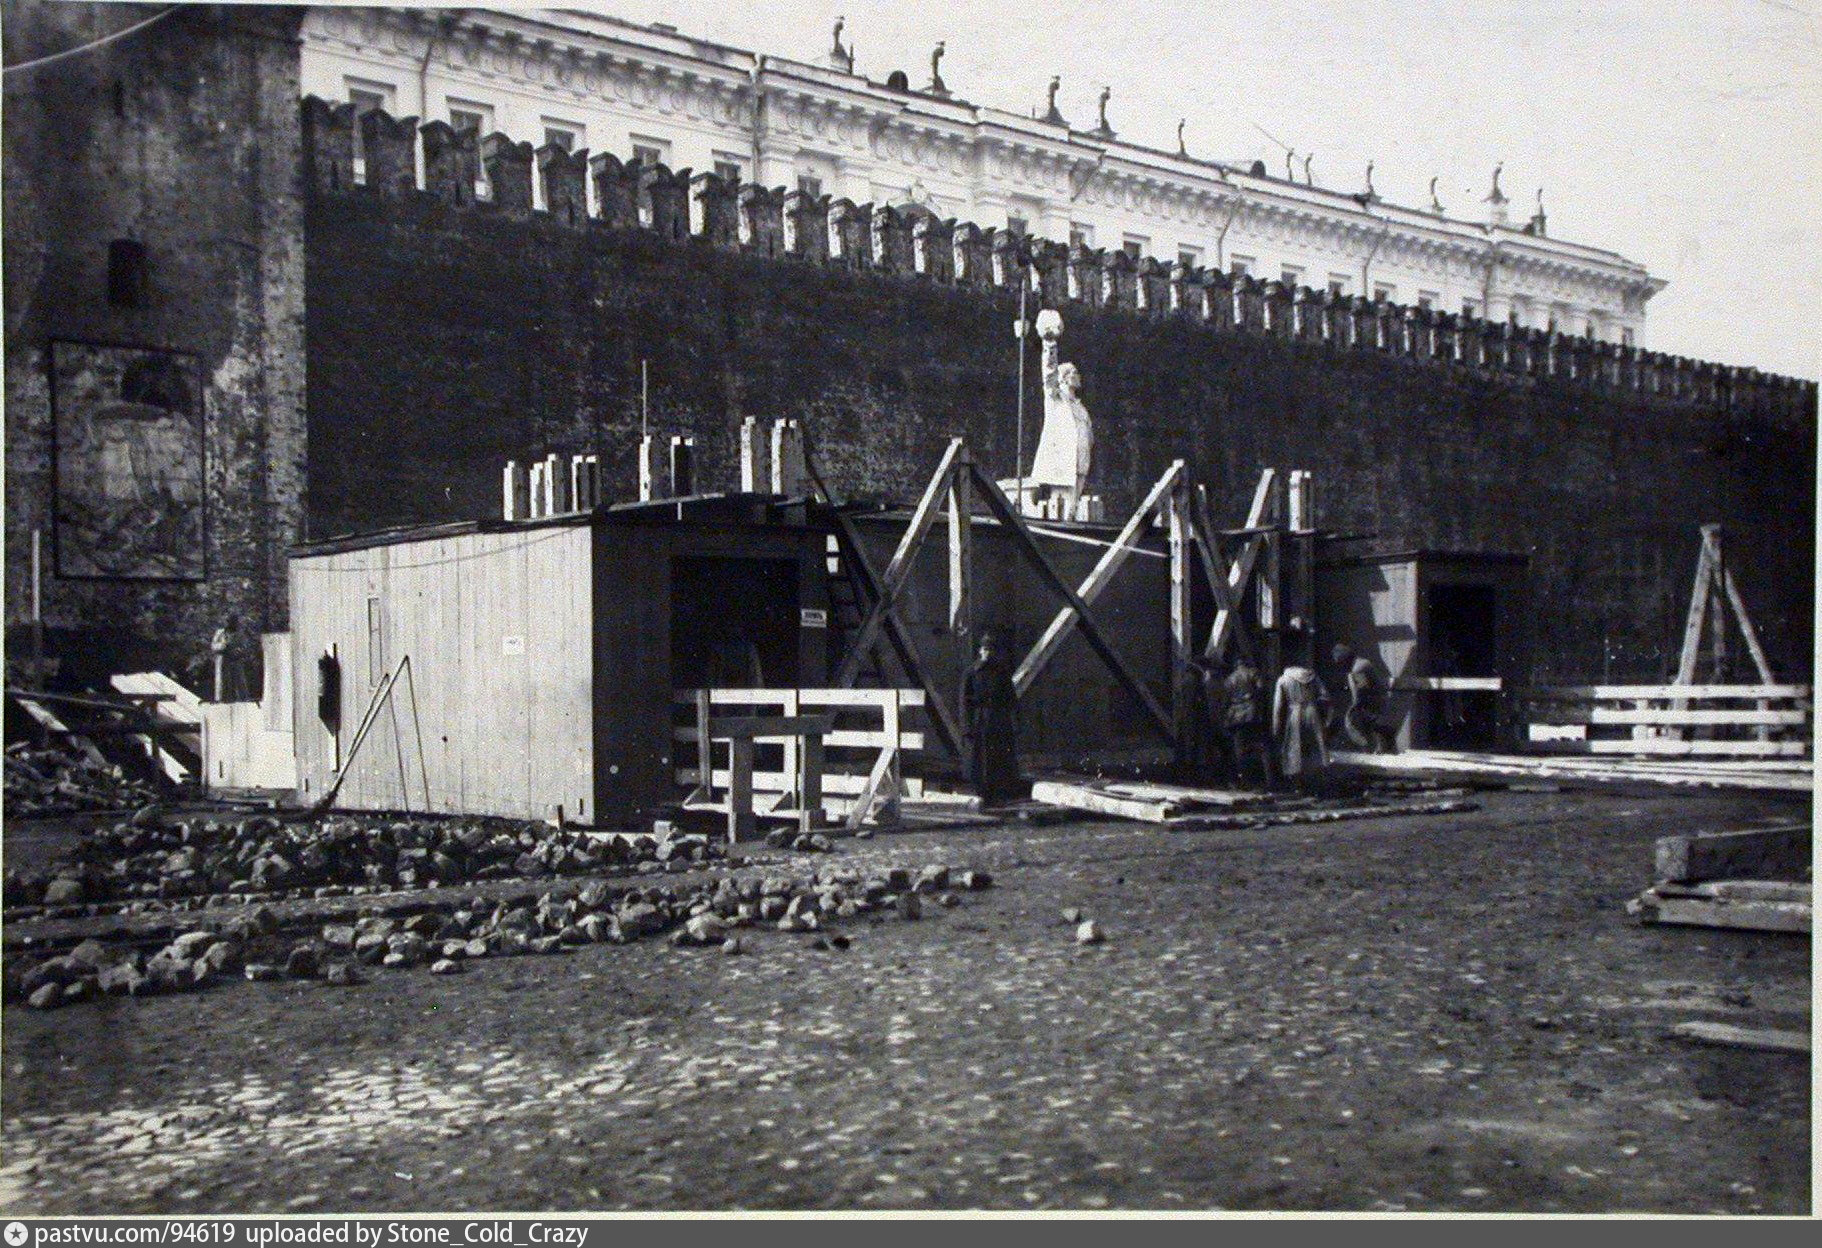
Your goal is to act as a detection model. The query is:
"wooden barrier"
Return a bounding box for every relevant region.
[1520,684,1811,758]
[673,687,925,830]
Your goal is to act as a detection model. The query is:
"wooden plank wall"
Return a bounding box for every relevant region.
[289,525,594,822]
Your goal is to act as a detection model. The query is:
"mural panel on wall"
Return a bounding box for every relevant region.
[51,340,206,580]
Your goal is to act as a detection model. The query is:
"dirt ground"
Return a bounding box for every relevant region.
[0,786,1810,1214]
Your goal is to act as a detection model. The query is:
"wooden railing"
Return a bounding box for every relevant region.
[1521,684,1812,758]
[672,688,926,829]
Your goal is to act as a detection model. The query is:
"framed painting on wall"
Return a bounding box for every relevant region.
[50,339,207,580]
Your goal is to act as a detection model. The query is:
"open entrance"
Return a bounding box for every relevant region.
[670,556,801,689]
[1426,582,1498,748]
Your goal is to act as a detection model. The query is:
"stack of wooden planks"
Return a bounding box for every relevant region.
[1027,776,1477,831]
[1630,824,1812,935]
[1331,747,1812,793]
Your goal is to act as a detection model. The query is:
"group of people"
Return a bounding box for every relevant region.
[960,628,1399,809]
[1188,644,1397,790]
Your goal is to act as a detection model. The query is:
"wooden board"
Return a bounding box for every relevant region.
[1532,738,1807,758]
[1633,887,1811,934]
[1529,683,1810,700]
[1331,748,1815,792]
[1029,779,1181,823]
[1655,825,1812,884]
[1526,708,1808,727]
[1654,879,1812,905]
[1670,1021,1811,1055]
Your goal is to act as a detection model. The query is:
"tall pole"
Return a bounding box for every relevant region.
[1014,263,1028,512]
[31,527,45,691]
[641,358,649,439]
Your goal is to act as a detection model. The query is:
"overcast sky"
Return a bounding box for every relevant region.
[534,0,1819,377]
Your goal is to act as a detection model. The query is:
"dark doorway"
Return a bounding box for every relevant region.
[1427,582,1498,748]
[670,556,801,689]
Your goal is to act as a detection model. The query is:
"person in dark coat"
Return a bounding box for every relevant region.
[1222,657,1275,789]
[1333,644,1397,752]
[962,630,1022,806]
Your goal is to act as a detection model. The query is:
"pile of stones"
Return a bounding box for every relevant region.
[4,862,992,1008]
[3,744,162,818]
[3,810,725,914]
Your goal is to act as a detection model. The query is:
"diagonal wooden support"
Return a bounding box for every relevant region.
[948,468,971,634]
[1197,470,1276,662]
[834,438,966,686]
[828,512,967,760]
[1721,567,1775,685]
[1012,460,1185,695]
[1675,524,1721,686]
[970,463,1177,745]
[1189,485,1257,667]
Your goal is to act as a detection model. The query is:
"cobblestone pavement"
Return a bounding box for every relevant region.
[1,789,1809,1213]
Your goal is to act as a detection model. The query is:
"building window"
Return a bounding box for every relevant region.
[1328,274,1351,297]
[1068,223,1094,249]
[1229,254,1254,277]
[713,154,744,185]
[1177,245,1203,269]
[1006,214,1029,237]
[1281,264,1305,288]
[1122,235,1149,260]
[796,174,824,199]
[630,136,670,167]
[541,120,582,153]
[1417,290,1438,310]
[1462,297,1480,318]
[448,101,492,199]
[448,105,486,136]
[1373,282,1396,302]
[347,80,395,184]
[1621,327,1636,347]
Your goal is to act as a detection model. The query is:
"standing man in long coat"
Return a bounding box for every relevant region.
[962,630,1022,806]
[1272,663,1331,787]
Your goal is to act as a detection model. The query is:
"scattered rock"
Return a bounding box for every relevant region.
[322,962,364,987]
[243,963,283,982]
[429,959,464,975]
[284,944,321,979]
[27,983,62,1009]
[1075,919,1105,945]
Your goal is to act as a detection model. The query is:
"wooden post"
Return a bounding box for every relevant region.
[739,416,765,493]
[687,688,712,803]
[947,467,972,635]
[503,461,527,521]
[798,728,824,832]
[1291,470,1317,669]
[546,453,571,514]
[1168,476,1195,754]
[771,419,805,495]
[727,737,755,843]
[31,528,45,692]
[639,434,661,501]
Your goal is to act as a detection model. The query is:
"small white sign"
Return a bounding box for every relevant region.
[800,607,828,629]
[502,635,526,656]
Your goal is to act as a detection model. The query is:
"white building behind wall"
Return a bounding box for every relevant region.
[302,6,1664,343]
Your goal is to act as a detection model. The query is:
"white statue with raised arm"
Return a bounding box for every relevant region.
[1029,309,1093,511]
